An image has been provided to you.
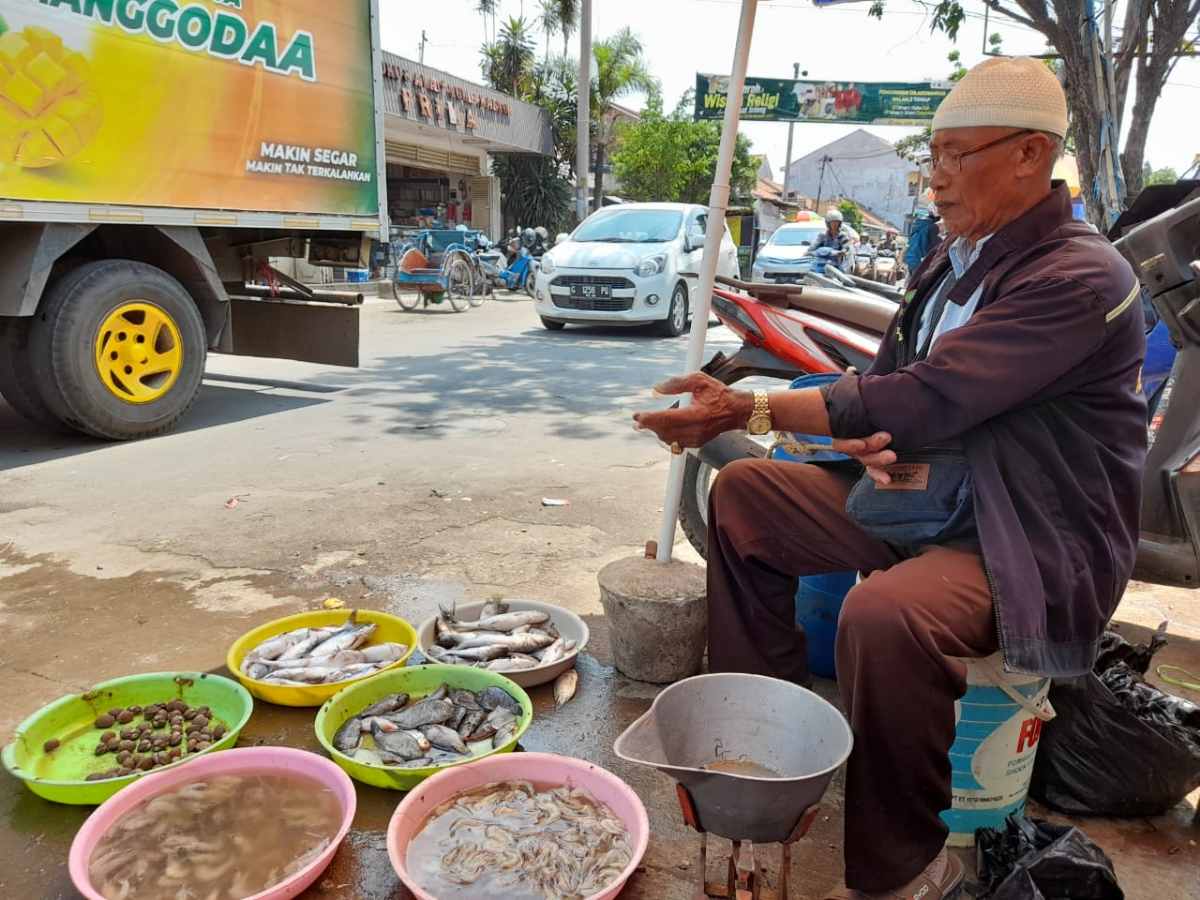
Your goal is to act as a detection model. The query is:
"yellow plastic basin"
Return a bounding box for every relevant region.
[226,609,416,707]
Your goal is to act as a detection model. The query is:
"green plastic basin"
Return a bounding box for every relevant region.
[2,671,254,805]
[314,664,532,791]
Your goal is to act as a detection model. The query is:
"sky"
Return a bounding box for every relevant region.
[380,0,1200,182]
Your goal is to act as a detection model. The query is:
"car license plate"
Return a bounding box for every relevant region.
[575,284,611,299]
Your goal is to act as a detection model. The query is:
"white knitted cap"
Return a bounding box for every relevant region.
[932,57,1068,137]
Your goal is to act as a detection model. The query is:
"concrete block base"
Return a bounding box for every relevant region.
[598,555,707,683]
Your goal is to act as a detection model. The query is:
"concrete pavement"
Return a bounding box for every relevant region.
[1,294,1197,898]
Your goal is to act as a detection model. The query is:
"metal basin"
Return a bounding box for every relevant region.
[613,673,853,843]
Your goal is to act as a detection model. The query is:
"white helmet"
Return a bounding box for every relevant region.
[825,209,844,223]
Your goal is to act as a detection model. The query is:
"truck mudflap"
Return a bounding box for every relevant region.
[224,298,360,368]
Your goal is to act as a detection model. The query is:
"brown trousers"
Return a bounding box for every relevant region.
[706,458,996,892]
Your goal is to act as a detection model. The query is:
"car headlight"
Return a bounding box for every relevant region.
[634,254,668,278]
[540,256,556,275]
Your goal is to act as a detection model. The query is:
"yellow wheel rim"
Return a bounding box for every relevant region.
[93,302,184,404]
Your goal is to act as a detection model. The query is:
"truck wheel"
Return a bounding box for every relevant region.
[0,317,67,430]
[29,261,207,440]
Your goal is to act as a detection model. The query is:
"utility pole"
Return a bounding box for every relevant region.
[575,0,592,222]
[782,63,799,200]
[814,155,830,211]
[419,30,428,65]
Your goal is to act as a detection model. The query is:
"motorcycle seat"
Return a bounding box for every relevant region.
[714,275,897,335]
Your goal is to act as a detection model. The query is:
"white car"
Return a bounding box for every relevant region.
[752,220,860,283]
[533,203,741,336]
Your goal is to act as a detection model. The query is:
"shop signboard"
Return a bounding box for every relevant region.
[0,0,379,217]
[694,73,953,125]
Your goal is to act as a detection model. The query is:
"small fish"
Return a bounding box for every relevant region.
[276,625,343,661]
[245,662,270,680]
[361,716,398,734]
[493,720,517,748]
[538,638,568,665]
[245,628,312,662]
[426,683,450,701]
[422,724,469,754]
[478,686,522,715]
[452,631,554,653]
[448,705,468,731]
[358,642,408,663]
[471,610,550,632]
[372,722,429,760]
[554,668,579,707]
[360,693,409,717]
[440,644,510,662]
[449,689,481,709]
[308,623,376,658]
[485,657,539,672]
[386,697,454,729]
[333,717,362,752]
[380,753,433,768]
[457,708,485,740]
[480,600,508,618]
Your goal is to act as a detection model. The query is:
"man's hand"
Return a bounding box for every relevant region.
[830,432,898,485]
[632,373,751,450]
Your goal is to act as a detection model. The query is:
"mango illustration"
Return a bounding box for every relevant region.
[0,26,102,168]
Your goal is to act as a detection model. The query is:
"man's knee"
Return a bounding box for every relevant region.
[709,458,770,517]
[837,575,909,652]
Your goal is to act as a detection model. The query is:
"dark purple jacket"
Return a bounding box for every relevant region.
[826,185,1147,677]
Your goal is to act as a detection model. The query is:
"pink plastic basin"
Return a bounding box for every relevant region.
[68,747,356,900]
[388,752,650,900]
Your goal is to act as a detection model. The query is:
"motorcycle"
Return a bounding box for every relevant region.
[475,227,547,297]
[679,196,1196,592]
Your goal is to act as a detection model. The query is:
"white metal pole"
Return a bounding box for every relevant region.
[576,0,592,222]
[656,0,759,563]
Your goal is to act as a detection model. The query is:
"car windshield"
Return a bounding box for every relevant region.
[574,209,683,243]
[770,228,823,247]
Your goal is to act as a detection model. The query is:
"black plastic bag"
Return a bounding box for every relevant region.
[975,815,1123,900]
[1029,626,1200,816]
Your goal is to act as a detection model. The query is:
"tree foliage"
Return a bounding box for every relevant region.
[610,92,758,205]
[838,200,865,231]
[870,0,1200,224]
[1144,163,1179,186]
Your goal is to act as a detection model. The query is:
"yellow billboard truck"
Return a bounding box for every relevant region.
[0,0,387,439]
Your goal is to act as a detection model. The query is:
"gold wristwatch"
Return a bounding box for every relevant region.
[747,390,773,435]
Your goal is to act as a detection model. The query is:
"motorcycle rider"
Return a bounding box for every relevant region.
[811,208,852,270]
[905,205,942,272]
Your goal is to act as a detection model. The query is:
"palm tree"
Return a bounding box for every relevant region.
[480,17,536,97]
[556,0,578,57]
[537,0,561,65]
[590,28,657,210]
[475,0,498,44]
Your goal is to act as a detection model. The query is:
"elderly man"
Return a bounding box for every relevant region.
[634,58,1146,899]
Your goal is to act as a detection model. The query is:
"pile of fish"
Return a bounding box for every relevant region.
[241,611,408,685]
[423,601,576,674]
[333,683,523,769]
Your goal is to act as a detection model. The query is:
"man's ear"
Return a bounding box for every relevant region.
[1018,133,1056,176]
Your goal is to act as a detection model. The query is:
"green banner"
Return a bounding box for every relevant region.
[695,74,953,125]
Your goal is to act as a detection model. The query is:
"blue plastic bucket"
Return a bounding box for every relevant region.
[347,269,368,283]
[940,655,1053,846]
[794,571,857,680]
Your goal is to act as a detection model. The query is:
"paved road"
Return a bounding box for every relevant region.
[2,294,1197,899]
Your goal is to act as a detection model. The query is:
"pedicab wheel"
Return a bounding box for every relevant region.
[446,257,474,313]
[523,269,536,298]
[467,281,487,308]
[392,279,422,311]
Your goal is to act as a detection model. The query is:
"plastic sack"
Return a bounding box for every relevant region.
[975,815,1123,900]
[1029,625,1200,816]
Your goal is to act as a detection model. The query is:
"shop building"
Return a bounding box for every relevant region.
[381,54,553,240]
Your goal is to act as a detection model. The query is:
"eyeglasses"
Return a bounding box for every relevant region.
[929,129,1035,174]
